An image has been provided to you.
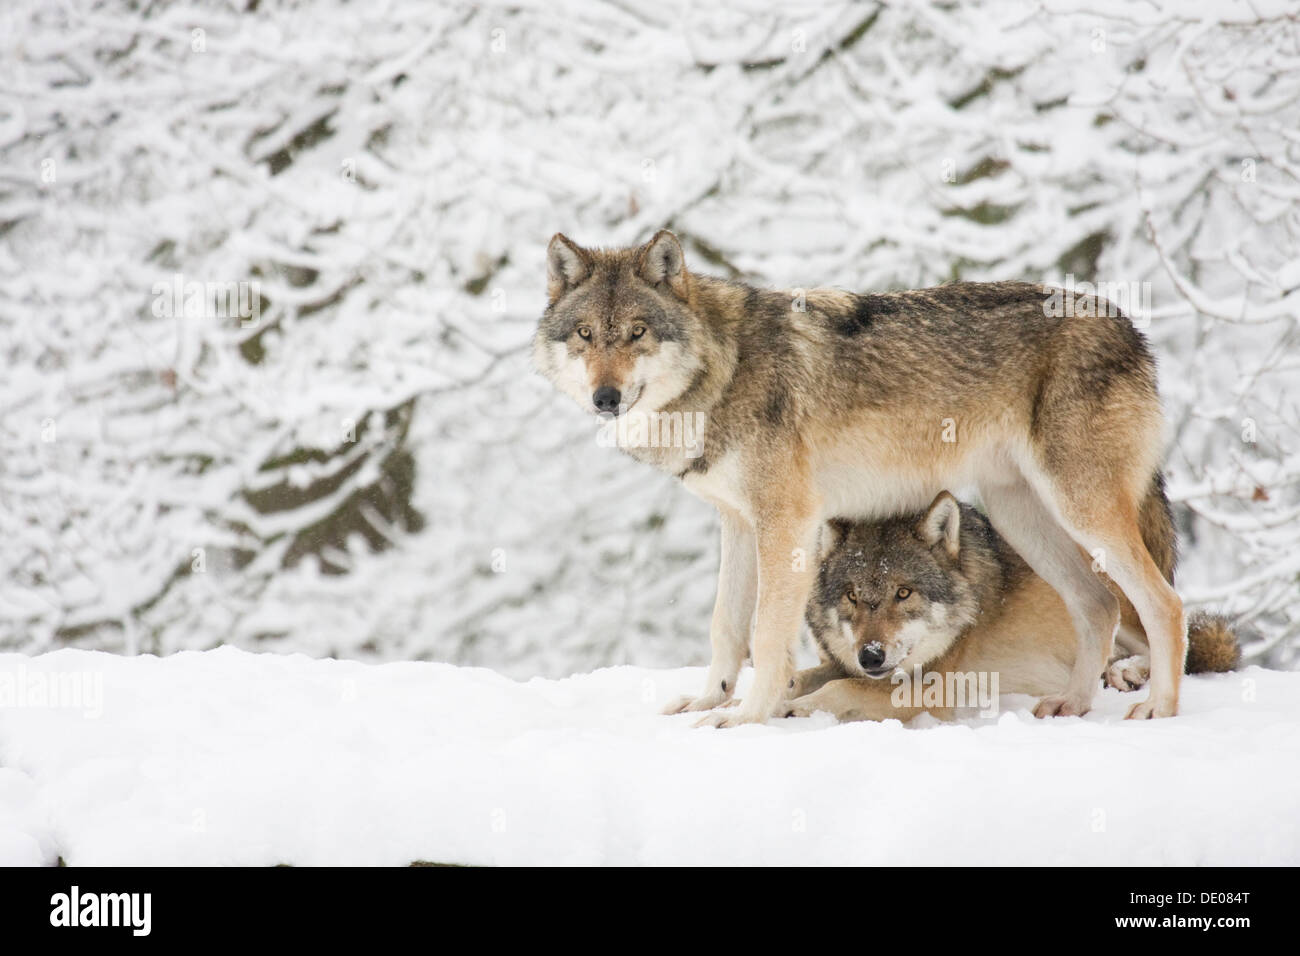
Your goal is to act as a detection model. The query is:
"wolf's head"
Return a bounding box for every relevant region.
[808,492,997,679]
[533,230,706,417]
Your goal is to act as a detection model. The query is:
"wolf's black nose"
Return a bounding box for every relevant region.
[593,387,621,414]
[858,645,887,671]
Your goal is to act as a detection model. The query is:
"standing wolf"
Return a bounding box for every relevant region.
[533,230,1185,727]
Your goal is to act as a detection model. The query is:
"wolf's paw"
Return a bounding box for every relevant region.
[692,701,768,729]
[661,691,734,715]
[1032,693,1091,718]
[1125,696,1177,720]
[1106,655,1150,692]
[780,698,822,719]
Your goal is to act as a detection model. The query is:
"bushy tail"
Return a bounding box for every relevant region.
[1185,611,1242,674]
[1138,470,1178,585]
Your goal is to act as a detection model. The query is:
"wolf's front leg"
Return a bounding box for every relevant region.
[695,507,818,728]
[783,678,951,724]
[788,661,845,699]
[662,510,755,714]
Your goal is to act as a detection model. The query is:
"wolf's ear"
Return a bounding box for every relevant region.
[547,234,591,304]
[919,492,961,559]
[820,517,853,559]
[635,229,689,300]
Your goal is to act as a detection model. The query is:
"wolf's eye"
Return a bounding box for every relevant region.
[577,326,592,341]
[896,587,912,600]
[844,587,858,605]
[630,324,647,340]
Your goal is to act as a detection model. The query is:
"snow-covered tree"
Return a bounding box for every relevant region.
[1,0,1296,675]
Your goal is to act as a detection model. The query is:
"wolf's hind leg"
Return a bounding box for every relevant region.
[1065,507,1185,719]
[662,511,755,714]
[980,476,1119,718]
[1019,455,1185,718]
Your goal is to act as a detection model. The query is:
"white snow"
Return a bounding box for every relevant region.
[2,647,1297,866]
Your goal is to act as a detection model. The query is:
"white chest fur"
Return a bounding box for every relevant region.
[681,453,751,521]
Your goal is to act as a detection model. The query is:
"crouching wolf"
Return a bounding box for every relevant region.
[785,491,1240,723]
[534,229,1187,727]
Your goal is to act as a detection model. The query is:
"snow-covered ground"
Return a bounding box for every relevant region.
[2,647,1297,866]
